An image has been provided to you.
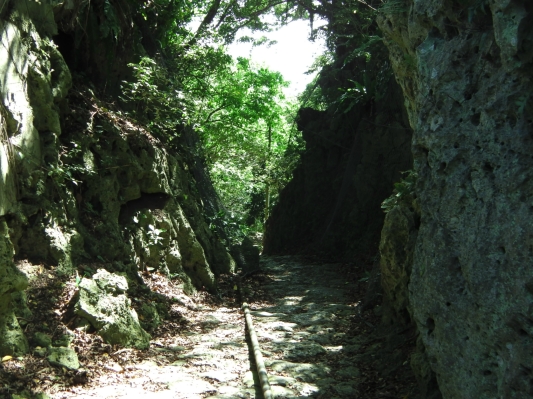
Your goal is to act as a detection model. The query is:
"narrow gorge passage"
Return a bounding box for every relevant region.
[48,256,417,399]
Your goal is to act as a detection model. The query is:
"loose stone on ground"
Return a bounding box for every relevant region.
[41,256,383,398]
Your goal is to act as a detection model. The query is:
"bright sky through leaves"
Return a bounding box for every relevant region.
[227,19,326,98]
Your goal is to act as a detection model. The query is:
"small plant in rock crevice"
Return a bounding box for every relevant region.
[146,224,167,246]
[46,139,97,191]
[132,212,167,247]
[381,169,418,213]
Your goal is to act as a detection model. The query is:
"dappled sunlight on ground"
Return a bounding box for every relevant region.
[1,255,417,398]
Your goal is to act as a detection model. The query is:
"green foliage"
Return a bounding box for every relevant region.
[118,0,393,236]
[137,0,196,46]
[337,78,374,113]
[121,57,186,139]
[381,170,418,213]
[342,35,382,66]
[47,140,95,189]
[47,164,82,187]
[335,59,392,113]
[515,93,532,117]
[206,210,254,242]
[200,58,298,228]
[298,52,334,110]
[147,224,167,246]
[101,0,121,40]
[121,46,297,234]
[378,0,409,15]
[291,0,393,117]
[320,0,381,53]
[132,212,167,246]
[197,57,287,142]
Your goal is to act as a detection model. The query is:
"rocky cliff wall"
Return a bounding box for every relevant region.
[263,46,413,258]
[0,0,234,356]
[378,1,533,397]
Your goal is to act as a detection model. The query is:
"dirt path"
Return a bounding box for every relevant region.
[2,256,417,399]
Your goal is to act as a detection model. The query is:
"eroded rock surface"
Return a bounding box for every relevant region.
[0,0,234,353]
[47,347,80,370]
[379,203,419,326]
[378,1,533,397]
[75,269,150,349]
[264,42,413,257]
[0,221,29,355]
[231,236,260,274]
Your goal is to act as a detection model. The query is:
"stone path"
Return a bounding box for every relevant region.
[54,256,360,398]
[243,256,359,399]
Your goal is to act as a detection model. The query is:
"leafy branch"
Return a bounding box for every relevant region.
[381,170,418,213]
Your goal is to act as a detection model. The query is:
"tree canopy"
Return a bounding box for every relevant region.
[117,0,385,238]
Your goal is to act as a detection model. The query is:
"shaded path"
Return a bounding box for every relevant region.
[243,256,358,398]
[48,255,416,398]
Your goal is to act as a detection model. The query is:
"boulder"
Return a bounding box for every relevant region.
[75,269,150,349]
[138,302,161,332]
[231,237,260,274]
[33,332,52,348]
[53,331,75,347]
[47,347,80,370]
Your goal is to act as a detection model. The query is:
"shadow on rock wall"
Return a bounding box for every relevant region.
[0,0,234,356]
[263,51,413,259]
[378,0,533,398]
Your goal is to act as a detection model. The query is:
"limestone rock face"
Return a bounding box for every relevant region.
[0,221,28,356]
[75,269,150,349]
[231,237,260,274]
[379,204,419,326]
[264,44,413,257]
[0,0,233,352]
[0,1,231,284]
[378,1,533,397]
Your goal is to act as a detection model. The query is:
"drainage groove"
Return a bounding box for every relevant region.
[237,274,273,399]
[242,301,273,399]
